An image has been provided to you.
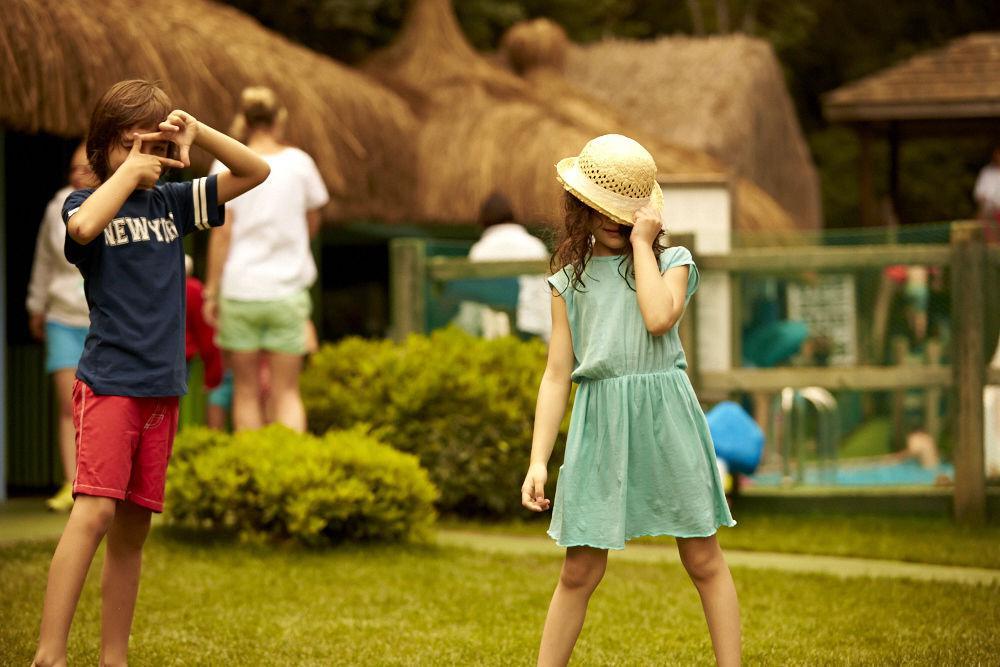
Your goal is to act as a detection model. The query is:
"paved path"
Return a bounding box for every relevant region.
[4,499,997,586]
[437,530,1000,587]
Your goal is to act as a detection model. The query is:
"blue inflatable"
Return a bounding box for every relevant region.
[706,401,765,475]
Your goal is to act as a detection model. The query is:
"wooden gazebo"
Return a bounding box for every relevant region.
[824,33,1000,226]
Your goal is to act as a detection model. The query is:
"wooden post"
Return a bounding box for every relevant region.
[887,121,901,224]
[389,239,428,341]
[891,336,909,451]
[924,339,943,443]
[950,223,986,524]
[859,125,877,227]
[0,130,6,502]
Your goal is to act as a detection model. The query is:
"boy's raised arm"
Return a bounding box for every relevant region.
[67,137,184,244]
[185,115,270,204]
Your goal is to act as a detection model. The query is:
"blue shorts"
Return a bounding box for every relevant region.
[45,321,88,373]
[208,370,233,409]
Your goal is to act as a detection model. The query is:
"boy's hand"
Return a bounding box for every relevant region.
[521,462,551,512]
[142,110,199,167]
[124,134,185,188]
[630,204,663,247]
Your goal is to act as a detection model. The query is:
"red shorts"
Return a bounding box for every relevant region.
[72,380,179,512]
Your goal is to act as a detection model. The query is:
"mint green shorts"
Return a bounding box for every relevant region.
[218,290,311,355]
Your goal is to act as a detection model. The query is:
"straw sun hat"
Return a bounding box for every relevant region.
[556,134,664,226]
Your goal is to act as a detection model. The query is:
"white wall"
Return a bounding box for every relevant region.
[660,179,733,371]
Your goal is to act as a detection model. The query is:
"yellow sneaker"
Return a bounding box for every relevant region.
[46,482,75,512]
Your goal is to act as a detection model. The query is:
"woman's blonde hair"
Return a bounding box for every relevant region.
[229,86,287,143]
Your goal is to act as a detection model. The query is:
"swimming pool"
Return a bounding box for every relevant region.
[749,459,954,487]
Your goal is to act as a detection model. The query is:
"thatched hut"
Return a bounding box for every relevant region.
[366,0,797,237]
[824,32,1000,226]
[514,27,822,231]
[1,0,418,221]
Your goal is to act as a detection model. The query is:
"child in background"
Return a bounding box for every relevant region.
[32,79,269,667]
[521,135,740,666]
[184,254,227,429]
[26,144,95,511]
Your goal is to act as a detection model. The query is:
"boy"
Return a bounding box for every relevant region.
[32,80,270,667]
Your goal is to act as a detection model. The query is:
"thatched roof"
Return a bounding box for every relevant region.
[824,33,1000,123]
[544,29,820,231]
[367,0,797,238]
[1,0,418,221]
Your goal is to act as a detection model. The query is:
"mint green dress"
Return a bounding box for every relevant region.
[547,246,735,550]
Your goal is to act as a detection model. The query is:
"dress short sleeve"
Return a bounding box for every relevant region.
[547,266,572,296]
[659,246,699,299]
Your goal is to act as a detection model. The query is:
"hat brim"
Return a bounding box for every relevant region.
[555,156,663,227]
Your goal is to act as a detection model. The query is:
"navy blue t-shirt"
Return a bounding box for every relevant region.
[62,176,224,397]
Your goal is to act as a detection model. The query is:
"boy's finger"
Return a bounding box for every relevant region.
[155,156,186,169]
[129,133,143,155]
[136,131,172,142]
[159,121,180,132]
[178,144,191,167]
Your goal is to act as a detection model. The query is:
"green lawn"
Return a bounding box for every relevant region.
[443,510,1000,570]
[2,531,998,665]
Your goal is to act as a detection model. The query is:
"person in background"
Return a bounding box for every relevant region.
[468,191,552,340]
[184,255,226,429]
[204,86,329,432]
[974,143,1000,243]
[26,144,95,512]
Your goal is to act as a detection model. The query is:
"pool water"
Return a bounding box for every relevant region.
[749,459,954,487]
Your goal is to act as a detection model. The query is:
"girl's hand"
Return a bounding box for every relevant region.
[630,204,663,247]
[202,291,219,329]
[143,110,199,167]
[123,134,185,188]
[521,462,551,512]
[29,313,46,342]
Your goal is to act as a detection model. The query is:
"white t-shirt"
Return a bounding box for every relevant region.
[974,164,1000,216]
[468,223,552,340]
[211,147,329,301]
[26,186,90,327]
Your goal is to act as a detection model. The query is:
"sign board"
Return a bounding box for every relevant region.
[786,275,858,366]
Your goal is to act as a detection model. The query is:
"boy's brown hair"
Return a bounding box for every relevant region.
[86,80,174,182]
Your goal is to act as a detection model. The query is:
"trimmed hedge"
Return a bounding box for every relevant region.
[301,328,571,516]
[165,425,438,546]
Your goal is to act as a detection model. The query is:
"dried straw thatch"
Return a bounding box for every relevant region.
[824,32,1000,123]
[1,0,418,221]
[368,0,797,238]
[522,30,822,230]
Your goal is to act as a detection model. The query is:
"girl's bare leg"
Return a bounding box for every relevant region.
[265,352,306,432]
[676,535,741,667]
[537,546,608,667]
[229,350,263,431]
[53,369,77,482]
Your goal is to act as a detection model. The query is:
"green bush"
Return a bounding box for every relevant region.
[165,425,438,546]
[301,328,571,517]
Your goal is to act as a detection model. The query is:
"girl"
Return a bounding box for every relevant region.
[521,134,740,666]
[204,86,329,432]
[26,144,95,511]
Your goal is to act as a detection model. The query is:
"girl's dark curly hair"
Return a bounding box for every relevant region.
[549,191,667,291]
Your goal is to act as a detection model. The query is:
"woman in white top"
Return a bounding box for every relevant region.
[26,144,94,510]
[205,87,329,432]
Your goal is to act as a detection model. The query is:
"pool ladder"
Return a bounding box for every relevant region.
[772,388,840,485]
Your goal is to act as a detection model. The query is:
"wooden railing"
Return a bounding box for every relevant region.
[390,222,999,524]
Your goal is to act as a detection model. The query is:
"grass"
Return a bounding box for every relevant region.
[442,509,1000,570]
[2,531,998,666]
